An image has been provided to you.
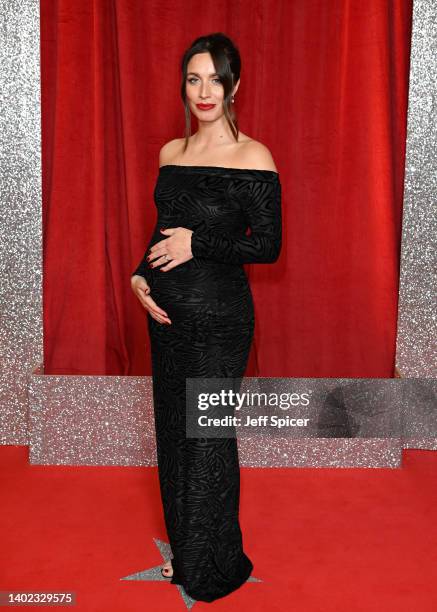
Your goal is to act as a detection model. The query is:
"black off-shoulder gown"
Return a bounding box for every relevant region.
[132,164,282,602]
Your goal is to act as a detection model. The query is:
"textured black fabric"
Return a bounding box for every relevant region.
[132,164,281,602]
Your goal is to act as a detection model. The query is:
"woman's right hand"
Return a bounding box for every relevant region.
[131,275,172,325]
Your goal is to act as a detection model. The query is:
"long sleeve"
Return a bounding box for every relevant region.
[190,175,282,265]
[131,247,152,281]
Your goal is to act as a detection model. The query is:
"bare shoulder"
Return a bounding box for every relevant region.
[238,139,278,172]
[158,138,185,167]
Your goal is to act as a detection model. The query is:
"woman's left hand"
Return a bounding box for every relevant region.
[147,227,193,272]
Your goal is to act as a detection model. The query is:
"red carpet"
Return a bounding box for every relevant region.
[1,446,436,611]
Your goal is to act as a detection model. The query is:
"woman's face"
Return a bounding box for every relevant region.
[185,52,239,121]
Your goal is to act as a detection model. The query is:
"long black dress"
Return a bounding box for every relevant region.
[132,164,282,602]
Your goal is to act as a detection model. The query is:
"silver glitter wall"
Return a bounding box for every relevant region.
[0,0,42,444]
[29,373,406,467]
[395,0,437,379]
[1,1,435,465]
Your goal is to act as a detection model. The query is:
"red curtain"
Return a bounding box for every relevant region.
[41,0,412,377]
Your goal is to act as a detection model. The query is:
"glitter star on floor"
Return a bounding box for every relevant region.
[120,537,262,609]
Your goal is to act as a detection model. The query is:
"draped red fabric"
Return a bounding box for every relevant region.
[41,0,412,377]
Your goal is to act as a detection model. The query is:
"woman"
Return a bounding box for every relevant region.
[131,33,282,602]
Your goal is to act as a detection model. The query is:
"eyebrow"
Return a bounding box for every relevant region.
[186,72,219,77]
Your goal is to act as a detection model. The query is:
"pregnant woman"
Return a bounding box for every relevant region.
[131,33,282,602]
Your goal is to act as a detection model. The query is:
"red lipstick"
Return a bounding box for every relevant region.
[196,104,216,110]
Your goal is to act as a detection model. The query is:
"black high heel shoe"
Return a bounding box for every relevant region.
[161,559,173,578]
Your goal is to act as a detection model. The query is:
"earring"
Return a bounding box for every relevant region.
[231,96,235,103]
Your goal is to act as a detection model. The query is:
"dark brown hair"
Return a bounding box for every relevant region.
[180,33,241,152]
